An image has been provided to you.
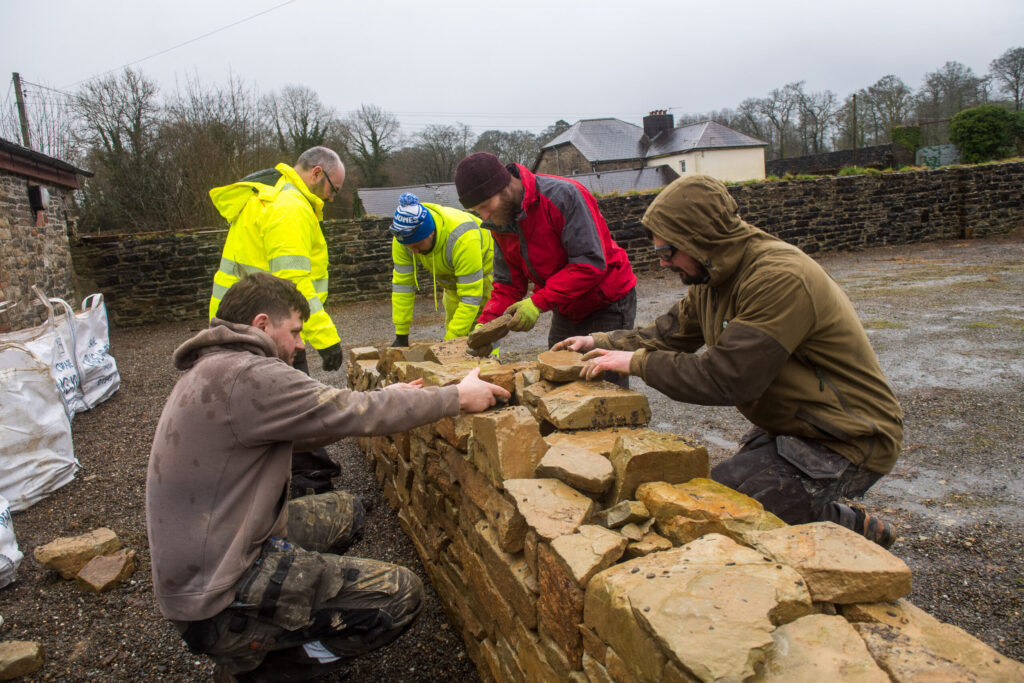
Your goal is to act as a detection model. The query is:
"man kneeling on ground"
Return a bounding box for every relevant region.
[556,175,902,548]
[145,272,508,681]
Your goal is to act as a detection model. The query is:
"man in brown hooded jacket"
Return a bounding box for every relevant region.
[146,273,509,681]
[556,175,903,547]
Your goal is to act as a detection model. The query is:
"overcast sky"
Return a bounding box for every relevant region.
[2,0,1022,137]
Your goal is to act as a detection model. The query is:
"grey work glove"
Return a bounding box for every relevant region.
[319,343,343,372]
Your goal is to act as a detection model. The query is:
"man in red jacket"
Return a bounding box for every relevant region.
[454,153,637,380]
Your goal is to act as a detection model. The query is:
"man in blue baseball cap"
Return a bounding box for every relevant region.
[389,192,494,346]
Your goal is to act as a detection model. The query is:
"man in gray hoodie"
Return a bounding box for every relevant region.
[146,273,508,681]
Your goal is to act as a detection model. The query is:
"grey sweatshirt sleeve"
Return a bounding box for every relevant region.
[230,360,461,447]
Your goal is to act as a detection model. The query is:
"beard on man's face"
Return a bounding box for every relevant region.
[670,265,710,286]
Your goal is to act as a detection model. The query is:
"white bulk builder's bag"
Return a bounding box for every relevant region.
[0,493,23,588]
[2,289,88,417]
[54,294,120,409]
[0,342,78,512]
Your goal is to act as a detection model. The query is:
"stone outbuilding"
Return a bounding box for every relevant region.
[0,137,90,331]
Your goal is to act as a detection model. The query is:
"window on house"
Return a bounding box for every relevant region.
[680,160,686,173]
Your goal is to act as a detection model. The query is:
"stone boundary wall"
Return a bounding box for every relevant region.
[347,342,1023,682]
[764,143,914,176]
[70,162,1024,327]
[0,173,77,332]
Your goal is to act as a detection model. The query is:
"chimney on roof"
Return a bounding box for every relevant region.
[643,109,674,139]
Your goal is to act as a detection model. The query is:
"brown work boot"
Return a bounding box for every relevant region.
[836,503,896,549]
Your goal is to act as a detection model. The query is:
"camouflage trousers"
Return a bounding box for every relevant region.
[173,492,423,681]
[710,428,883,526]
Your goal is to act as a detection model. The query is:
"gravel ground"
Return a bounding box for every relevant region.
[2,229,1022,680]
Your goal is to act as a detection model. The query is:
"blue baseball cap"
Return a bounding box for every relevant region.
[390,192,436,244]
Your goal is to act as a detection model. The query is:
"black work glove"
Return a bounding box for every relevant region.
[318,343,343,372]
[392,334,409,347]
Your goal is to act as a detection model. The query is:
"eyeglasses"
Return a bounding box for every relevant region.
[653,244,677,261]
[320,167,340,196]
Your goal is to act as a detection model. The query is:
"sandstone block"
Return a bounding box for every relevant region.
[377,343,433,376]
[521,379,558,419]
[637,479,786,546]
[842,598,1024,681]
[436,413,474,450]
[585,535,813,683]
[599,500,651,528]
[535,443,615,494]
[425,338,472,364]
[550,525,628,589]
[580,623,607,663]
[470,406,549,489]
[349,346,379,360]
[545,427,651,457]
[505,478,595,541]
[583,652,616,683]
[479,362,534,395]
[752,522,912,604]
[752,613,889,682]
[537,350,586,382]
[624,531,673,560]
[442,444,526,552]
[537,381,651,430]
[513,365,542,404]
[416,359,501,387]
[33,528,122,579]
[607,432,708,505]
[0,641,44,680]
[537,543,585,668]
[75,548,137,593]
[606,645,642,683]
[467,313,512,350]
[470,520,537,629]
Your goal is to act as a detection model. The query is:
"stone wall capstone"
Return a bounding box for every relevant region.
[69,162,1024,327]
[0,172,76,332]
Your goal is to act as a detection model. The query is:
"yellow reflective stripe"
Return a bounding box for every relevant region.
[308,297,324,314]
[313,278,328,293]
[460,295,483,306]
[457,269,484,285]
[392,284,416,293]
[394,264,414,274]
[269,254,312,272]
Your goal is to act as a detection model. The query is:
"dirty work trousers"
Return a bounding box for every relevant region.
[173,492,423,681]
[290,349,341,496]
[547,287,637,388]
[710,428,884,526]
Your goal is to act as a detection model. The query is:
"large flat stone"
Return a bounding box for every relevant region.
[377,343,433,375]
[470,520,537,629]
[752,614,889,682]
[441,443,526,552]
[425,338,472,364]
[409,359,501,387]
[535,443,615,494]
[470,406,549,489]
[624,531,674,560]
[33,528,122,579]
[537,350,586,382]
[480,361,535,396]
[607,432,709,504]
[751,522,912,604]
[599,500,651,528]
[537,381,651,430]
[843,598,1024,681]
[348,346,379,360]
[435,413,473,450]
[505,478,595,541]
[637,478,786,546]
[544,426,652,457]
[0,641,44,680]
[586,535,813,683]
[75,548,137,593]
[550,525,628,589]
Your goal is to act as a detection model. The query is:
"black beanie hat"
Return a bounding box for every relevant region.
[455,153,512,208]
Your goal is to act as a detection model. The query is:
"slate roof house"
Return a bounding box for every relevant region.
[534,111,767,182]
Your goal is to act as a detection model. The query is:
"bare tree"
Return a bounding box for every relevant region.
[340,104,402,187]
[263,85,337,157]
[917,61,986,121]
[401,123,475,183]
[862,75,915,142]
[473,129,540,166]
[790,82,839,155]
[756,84,800,159]
[990,46,1024,110]
[71,68,166,231]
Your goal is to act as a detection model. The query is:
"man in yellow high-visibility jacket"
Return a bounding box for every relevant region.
[208,146,345,496]
[389,192,493,346]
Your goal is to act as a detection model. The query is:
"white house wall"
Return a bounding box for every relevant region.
[653,147,765,182]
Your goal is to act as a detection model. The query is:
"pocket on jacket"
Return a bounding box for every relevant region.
[775,435,849,480]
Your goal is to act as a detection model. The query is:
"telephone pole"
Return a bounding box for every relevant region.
[12,72,31,148]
